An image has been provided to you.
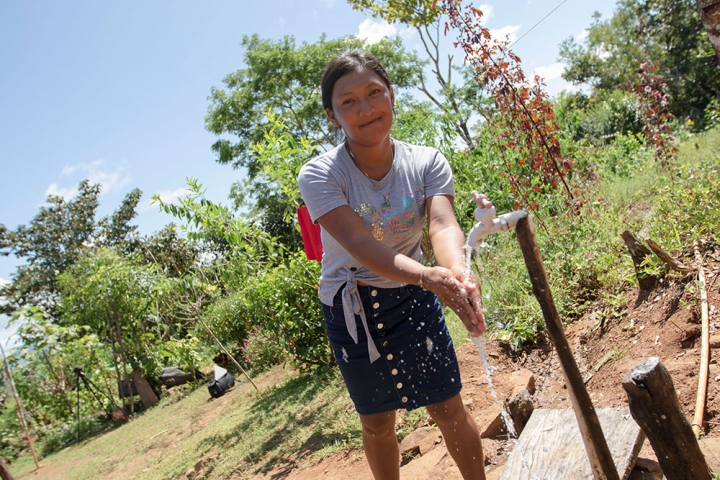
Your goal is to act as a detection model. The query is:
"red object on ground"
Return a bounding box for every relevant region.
[298,206,323,261]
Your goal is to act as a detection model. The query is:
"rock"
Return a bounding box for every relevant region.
[509,369,535,395]
[111,406,129,422]
[710,334,720,349]
[504,389,534,435]
[400,426,442,463]
[476,403,505,438]
[400,446,462,480]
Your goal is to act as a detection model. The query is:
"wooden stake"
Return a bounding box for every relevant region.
[516,216,619,480]
[197,315,258,391]
[692,241,710,439]
[646,238,693,273]
[0,342,39,471]
[622,357,711,479]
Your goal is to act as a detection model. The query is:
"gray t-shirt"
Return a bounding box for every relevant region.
[297,139,454,306]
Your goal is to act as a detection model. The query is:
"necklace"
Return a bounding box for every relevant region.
[346,141,395,181]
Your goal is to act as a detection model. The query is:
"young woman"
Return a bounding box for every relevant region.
[297,50,490,480]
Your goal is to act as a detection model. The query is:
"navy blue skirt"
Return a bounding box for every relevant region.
[322,283,462,415]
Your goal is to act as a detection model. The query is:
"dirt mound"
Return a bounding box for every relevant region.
[252,264,720,479]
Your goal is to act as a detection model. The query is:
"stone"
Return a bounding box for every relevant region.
[504,389,534,435]
[476,403,505,438]
[509,368,535,395]
[399,426,442,459]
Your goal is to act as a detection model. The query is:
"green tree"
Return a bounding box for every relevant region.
[0,181,141,316]
[57,248,164,411]
[559,0,720,124]
[347,0,489,150]
[206,34,424,173]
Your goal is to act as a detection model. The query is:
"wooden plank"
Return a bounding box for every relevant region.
[498,408,644,480]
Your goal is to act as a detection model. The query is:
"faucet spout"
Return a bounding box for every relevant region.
[466,209,528,248]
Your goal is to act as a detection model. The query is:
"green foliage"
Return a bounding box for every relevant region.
[242,325,290,374]
[555,90,644,146]
[205,33,424,172]
[347,0,441,27]
[648,138,720,248]
[0,181,142,316]
[57,248,163,372]
[153,178,283,287]
[559,0,720,126]
[230,254,329,370]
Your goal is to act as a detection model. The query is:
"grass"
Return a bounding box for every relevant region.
[10,366,362,480]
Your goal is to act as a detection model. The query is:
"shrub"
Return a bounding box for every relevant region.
[242,325,289,373]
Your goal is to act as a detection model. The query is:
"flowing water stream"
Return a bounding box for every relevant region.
[464,243,540,479]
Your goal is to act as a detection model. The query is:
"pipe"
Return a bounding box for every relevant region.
[466,207,528,247]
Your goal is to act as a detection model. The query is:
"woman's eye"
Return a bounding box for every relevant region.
[342,98,354,105]
[370,89,381,96]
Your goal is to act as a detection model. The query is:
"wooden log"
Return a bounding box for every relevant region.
[516,216,619,480]
[621,231,656,291]
[0,457,15,480]
[692,241,710,438]
[646,238,693,273]
[622,357,712,480]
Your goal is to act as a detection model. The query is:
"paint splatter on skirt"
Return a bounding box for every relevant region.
[322,283,462,415]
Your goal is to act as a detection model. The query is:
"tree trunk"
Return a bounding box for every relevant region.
[0,457,15,480]
[109,302,134,416]
[622,357,712,480]
[621,231,657,291]
[696,0,720,67]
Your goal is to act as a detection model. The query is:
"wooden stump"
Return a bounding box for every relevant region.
[622,357,712,480]
[620,231,657,291]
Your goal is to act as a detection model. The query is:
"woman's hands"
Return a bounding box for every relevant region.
[420,265,486,337]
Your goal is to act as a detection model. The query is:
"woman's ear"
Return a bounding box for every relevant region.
[326,107,339,128]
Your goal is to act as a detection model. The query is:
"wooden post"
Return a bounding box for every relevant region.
[515,216,619,480]
[0,457,15,480]
[622,357,712,480]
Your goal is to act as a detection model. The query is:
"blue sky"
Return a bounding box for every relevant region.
[0,0,617,346]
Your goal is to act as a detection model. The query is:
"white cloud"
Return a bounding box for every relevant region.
[279,17,286,28]
[152,187,190,205]
[357,19,397,44]
[0,277,8,286]
[478,4,494,25]
[576,29,589,43]
[489,25,521,44]
[48,160,132,200]
[317,0,334,7]
[45,183,78,200]
[533,62,565,82]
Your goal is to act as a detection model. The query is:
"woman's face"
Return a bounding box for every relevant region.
[326,67,394,148]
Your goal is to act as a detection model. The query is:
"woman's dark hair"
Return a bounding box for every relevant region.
[321,49,392,110]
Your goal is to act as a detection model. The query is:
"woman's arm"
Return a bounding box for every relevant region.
[316,197,486,337]
[424,194,486,337]
[316,204,423,284]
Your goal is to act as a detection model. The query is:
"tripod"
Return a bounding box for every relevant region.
[73,367,129,444]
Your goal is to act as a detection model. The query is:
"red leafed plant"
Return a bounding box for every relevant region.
[633,61,677,165]
[437,0,577,212]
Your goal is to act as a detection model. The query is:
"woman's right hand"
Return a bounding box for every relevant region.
[421,265,486,337]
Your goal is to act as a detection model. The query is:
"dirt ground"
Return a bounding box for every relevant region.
[252,244,720,480]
